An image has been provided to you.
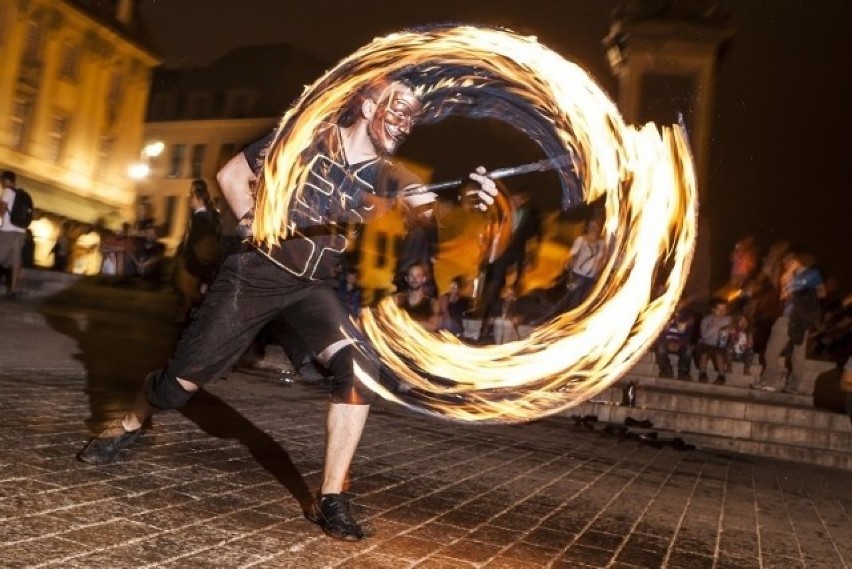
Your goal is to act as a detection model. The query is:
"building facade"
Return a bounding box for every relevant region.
[138,117,276,253]
[136,43,329,253]
[0,0,159,268]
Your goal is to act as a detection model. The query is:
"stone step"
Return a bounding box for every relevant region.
[586,421,852,472]
[595,376,851,431]
[571,399,852,454]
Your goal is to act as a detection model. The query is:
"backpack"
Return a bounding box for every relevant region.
[9,188,34,228]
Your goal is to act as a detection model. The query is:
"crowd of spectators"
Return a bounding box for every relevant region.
[654,236,850,394]
[33,189,852,394]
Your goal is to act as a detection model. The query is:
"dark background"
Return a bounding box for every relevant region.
[138,0,852,291]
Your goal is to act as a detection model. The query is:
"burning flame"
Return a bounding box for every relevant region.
[256,26,697,423]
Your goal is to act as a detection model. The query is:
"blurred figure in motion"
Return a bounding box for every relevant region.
[50,221,71,272]
[755,252,825,393]
[338,268,363,319]
[439,275,471,337]
[127,222,165,287]
[175,180,221,323]
[478,190,541,341]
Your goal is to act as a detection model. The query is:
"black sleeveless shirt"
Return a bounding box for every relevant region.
[244,124,420,283]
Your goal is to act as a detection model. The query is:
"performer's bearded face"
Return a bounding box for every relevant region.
[367,83,421,156]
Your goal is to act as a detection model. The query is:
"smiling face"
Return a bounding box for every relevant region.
[366,83,421,156]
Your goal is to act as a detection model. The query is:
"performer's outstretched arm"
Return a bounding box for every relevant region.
[398,167,497,218]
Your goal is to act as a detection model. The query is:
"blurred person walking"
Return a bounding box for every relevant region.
[439,275,470,337]
[50,222,72,272]
[175,180,221,322]
[754,252,825,393]
[478,190,541,340]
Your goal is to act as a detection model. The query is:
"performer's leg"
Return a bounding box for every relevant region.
[323,402,369,494]
[787,333,808,393]
[759,316,789,389]
[279,284,377,540]
[78,251,283,464]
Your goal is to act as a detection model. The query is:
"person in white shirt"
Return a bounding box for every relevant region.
[0,170,28,299]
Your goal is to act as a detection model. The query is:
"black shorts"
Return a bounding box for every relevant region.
[166,248,353,384]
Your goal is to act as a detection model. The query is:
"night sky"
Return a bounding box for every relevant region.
[138,0,852,291]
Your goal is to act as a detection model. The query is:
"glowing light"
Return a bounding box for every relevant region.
[142,141,165,158]
[127,162,150,180]
[256,25,697,423]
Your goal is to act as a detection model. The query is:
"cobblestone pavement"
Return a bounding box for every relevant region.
[1,287,851,568]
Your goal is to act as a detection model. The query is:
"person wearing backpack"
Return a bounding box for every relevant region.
[0,170,30,300]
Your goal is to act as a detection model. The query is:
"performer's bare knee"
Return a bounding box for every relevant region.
[324,344,378,406]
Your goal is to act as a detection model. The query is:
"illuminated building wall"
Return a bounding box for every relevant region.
[0,0,158,268]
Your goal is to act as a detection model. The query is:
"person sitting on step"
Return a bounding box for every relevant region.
[695,298,732,385]
[654,300,695,380]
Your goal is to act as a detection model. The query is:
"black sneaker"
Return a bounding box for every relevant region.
[698,372,709,383]
[314,493,364,541]
[713,375,726,385]
[77,427,143,465]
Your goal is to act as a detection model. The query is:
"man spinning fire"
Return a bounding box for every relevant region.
[76,75,497,541]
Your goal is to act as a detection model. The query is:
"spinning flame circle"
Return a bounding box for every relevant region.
[256,25,697,423]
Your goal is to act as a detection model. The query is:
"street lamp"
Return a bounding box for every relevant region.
[128,140,165,180]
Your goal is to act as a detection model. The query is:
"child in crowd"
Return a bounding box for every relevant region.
[727,312,755,375]
[695,298,732,384]
[654,300,695,380]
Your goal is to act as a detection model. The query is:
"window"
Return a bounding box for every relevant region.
[149,94,177,121]
[96,136,114,177]
[225,90,255,118]
[190,144,207,178]
[22,19,43,63]
[9,95,34,151]
[187,92,214,119]
[59,41,80,80]
[47,114,69,163]
[106,71,123,125]
[168,144,186,178]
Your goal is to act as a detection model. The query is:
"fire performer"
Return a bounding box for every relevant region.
[77,75,497,541]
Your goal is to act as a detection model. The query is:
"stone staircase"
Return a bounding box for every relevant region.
[570,352,852,471]
[460,317,851,470]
